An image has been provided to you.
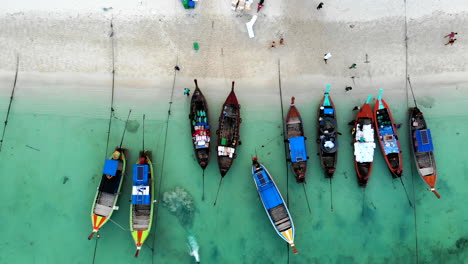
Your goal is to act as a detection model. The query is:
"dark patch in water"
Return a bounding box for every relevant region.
[336,255,355,264]
[418,96,435,109]
[62,176,69,184]
[343,171,348,179]
[313,220,323,230]
[126,120,140,133]
[211,245,219,261]
[455,237,468,249]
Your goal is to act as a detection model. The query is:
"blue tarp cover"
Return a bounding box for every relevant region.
[324,108,334,115]
[103,159,118,176]
[415,129,434,152]
[133,165,149,185]
[253,168,283,210]
[289,136,307,162]
[379,125,394,136]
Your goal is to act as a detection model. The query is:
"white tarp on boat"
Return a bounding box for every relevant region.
[355,124,374,142]
[354,142,376,162]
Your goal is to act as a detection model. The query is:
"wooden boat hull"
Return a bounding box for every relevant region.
[130,151,155,257]
[285,97,307,183]
[409,107,440,198]
[374,97,403,178]
[190,80,211,169]
[89,147,127,239]
[353,101,375,187]
[251,158,297,254]
[317,90,338,178]
[216,82,240,177]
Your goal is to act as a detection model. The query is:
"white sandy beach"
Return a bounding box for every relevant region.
[0,0,467,118]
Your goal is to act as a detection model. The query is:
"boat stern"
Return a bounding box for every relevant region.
[280,229,297,254]
[89,214,107,239]
[132,230,150,254]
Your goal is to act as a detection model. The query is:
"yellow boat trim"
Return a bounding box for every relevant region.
[281,228,294,244]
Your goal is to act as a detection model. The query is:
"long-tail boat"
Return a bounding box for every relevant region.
[353,95,376,187]
[189,79,211,169]
[409,107,440,198]
[374,89,403,178]
[216,81,241,177]
[251,158,298,254]
[130,151,155,257]
[88,147,127,239]
[317,85,338,177]
[285,97,308,183]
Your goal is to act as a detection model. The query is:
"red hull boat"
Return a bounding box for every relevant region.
[353,95,376,187]
[216,81,241,177]
[285,97,308,183]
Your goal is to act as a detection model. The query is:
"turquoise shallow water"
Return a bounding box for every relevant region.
[0,75,467,264]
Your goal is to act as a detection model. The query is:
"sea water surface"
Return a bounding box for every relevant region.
[0,70,467,264]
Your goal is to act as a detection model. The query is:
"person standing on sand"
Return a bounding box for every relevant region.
[445,32,457,38]
[280,38,284,45]
[349,63,357,69]
[345,86,352,92]
[271,41,276,48]
[323,53,332,64]
[317,2,324,10]
[184,88,190,97]
[257,0,264,12]
[445,38,457,45]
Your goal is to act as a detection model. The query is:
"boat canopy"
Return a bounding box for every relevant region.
[133,165,149,185]
[323,107,334,115]
[415,129,433,152]
[289,136,307,162]
[255,170,283,210]
[132,164,150,204]
[103,159,119,176]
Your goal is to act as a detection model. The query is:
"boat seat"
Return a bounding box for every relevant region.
[269,205,288,223]
[277,220,292,232]
[135,209,150,216]
[133,218,150,225]
[420,167,434,176]
[94,203,113,217]
[287,119,301,124]
[133,224,150,230]
[274,217,289,225]
[97,192,115,207]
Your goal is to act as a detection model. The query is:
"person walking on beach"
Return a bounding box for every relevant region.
[445,32,457,39]
[323,53,332,64]
[257,0,265,12]
[445,38,457,45]
[271,41,276,48]
[345,86,352,92]
[280,38,284,45]
[349,63,357,69]
[175,65,180,71]
[317,2,324,10]
[184,88,191,97]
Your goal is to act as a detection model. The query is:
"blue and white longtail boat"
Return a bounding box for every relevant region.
[251,158,298,254]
